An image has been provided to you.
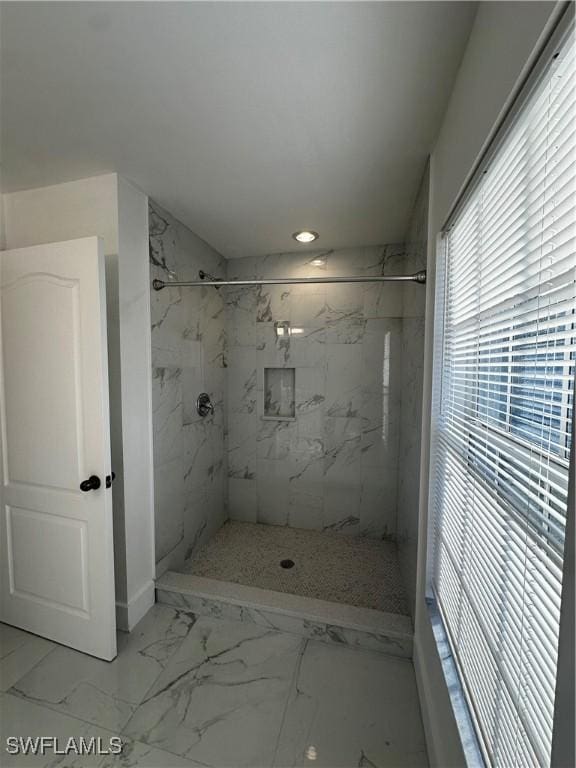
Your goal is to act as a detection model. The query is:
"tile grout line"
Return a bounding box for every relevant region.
[3,606,199,746]
[156,582,414,663]
[1,633,60,694]
[8,678,138,728]
[2,690,199,768]
[123,614,297,766]
[2,688,122,736]
[118,606,201,742]
[129,607,200,705]
[270,637,308,767]
[120,606,259,760]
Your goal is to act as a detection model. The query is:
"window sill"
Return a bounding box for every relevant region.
[426,596,485,768]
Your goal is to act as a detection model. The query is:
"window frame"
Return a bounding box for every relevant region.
[426,7,576,766]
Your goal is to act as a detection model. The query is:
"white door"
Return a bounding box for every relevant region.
[0,237,116,660]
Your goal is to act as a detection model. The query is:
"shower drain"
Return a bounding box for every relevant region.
[280,559,295,569]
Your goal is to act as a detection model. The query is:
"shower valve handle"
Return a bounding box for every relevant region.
[196,393,215,418]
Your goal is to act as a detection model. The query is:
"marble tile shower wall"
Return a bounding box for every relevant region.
[397,165,429,616]
[149,200,227,576]
[225,246,406,539]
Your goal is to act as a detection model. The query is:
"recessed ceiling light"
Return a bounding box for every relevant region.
[292,230,319,243]
[310,257,326,267]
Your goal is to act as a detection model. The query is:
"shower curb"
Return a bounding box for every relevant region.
[156,572,413,659]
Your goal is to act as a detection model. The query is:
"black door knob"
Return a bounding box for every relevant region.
[106,472,116,489]
[80,475,101,492]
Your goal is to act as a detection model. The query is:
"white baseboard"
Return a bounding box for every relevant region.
[116,579,155,632]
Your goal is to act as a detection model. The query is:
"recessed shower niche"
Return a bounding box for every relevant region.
[263,367,296,420]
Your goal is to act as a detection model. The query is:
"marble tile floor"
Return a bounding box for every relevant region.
[0,605,428,768]
[182,521,409,615]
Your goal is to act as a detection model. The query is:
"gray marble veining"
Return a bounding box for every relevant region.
[157,587,413,659]
[123,618,302,766]
[150,201,228,575]
[149,198,427,609]
[225,245,406,539]
[1,606,426,768]
[0,624,55,693]
[272,639,428,767]
[9,606,197,732]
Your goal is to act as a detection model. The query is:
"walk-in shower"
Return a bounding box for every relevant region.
[149,170,429,647]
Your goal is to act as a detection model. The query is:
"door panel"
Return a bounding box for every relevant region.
[0,237,116,660]
[2,274,83,488]
[7,505,89,614]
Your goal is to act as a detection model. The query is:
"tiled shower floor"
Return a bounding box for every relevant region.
[182,521,409,615]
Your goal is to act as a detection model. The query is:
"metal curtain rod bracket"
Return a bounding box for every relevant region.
[152,270,426,291]
[198,269,222,288]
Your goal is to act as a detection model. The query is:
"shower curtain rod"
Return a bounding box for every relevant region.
[152,270,426,291]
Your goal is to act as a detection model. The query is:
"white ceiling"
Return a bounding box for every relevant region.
[1,2,476,258]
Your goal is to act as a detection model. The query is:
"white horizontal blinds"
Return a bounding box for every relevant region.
[432,27,575,768]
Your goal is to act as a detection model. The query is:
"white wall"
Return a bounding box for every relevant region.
[414,3,565,765]
[397,164,429,617]
[0,173,5,250]
[3,174,119,252]
[116,177,156,627]
[2,173,155,630]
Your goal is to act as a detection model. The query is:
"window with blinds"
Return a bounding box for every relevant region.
[430,23,575,768]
